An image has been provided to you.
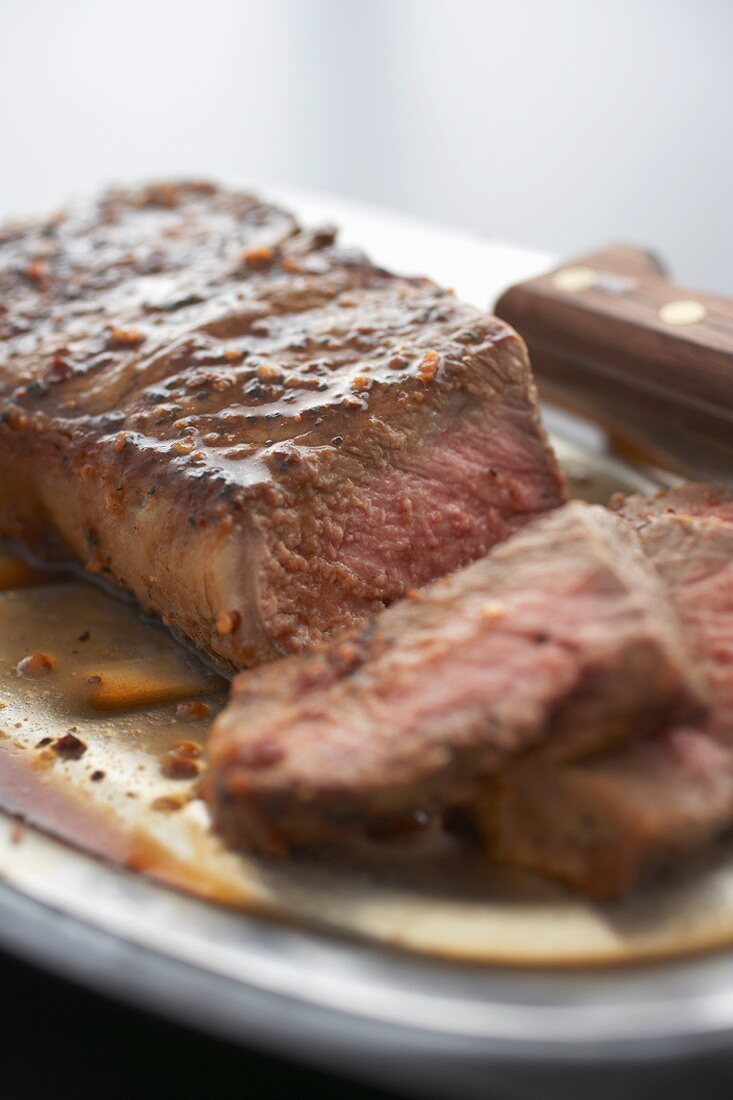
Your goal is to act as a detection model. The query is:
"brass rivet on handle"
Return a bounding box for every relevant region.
[659,300,708,326]
[551,266,597,293]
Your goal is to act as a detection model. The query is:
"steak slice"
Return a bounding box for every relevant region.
[482,486,733,900]
[0,181,564,669]
[206,502,704,854]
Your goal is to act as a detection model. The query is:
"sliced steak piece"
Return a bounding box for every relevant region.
[207,502,704,854]
[482,729,733,900]
[482,486,733,900]
[0,181,564,669]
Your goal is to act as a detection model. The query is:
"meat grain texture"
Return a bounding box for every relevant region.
[0,182,564,669]
[207,502,704,854]
[484,486,733,899]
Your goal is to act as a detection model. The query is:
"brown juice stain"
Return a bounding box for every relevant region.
[0,736,255,909]
[0,550,48,590]
[0,564,243,902]
[5,550,733,967]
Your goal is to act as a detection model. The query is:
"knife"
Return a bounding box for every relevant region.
[495,245,733,483]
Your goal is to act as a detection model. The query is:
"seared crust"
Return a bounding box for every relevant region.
[0,181,564,666]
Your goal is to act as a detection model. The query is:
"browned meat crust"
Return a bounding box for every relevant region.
[0,181,564,668]
[206,502,704,854]
[483,485,733,900]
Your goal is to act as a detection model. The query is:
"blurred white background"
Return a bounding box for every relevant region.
[1,0,731,290]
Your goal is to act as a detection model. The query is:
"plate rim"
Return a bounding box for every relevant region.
[2,864,733,1073]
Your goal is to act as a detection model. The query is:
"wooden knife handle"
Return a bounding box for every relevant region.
[497,244,733,473]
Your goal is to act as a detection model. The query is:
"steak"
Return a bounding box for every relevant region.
[207,502,704,854]
[0,181,564,668]
[482,485,733,899]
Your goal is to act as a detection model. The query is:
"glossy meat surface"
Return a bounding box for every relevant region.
[0,181,564,667]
